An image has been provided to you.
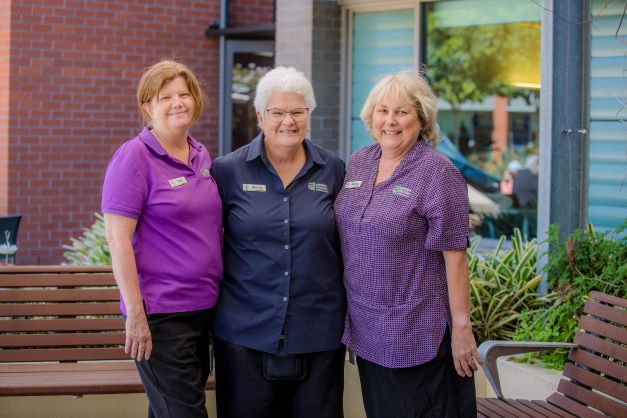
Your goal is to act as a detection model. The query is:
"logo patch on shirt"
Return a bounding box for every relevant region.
[243,184,267,192]
[307,182,328,193]
[200,167,211,177]
[392,185,412,198]
[169,176,188,187]
[344,181,362,189]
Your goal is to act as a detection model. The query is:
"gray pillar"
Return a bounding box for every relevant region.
[276,0,341,154]
[537,0,590,290]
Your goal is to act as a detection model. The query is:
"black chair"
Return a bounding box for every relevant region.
[0,214,21,264]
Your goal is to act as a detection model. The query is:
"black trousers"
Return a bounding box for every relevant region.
[213,337,345,418]
[135,308,213,418]
[357,331,476,418]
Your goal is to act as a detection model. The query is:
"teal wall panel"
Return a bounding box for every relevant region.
[587,0,627,230]
[350,9,415,152]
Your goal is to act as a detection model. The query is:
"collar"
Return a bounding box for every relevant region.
[245,133,326,166]
[372,138,427,161]
[138,127,203,156]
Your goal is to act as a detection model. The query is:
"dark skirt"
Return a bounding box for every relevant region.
[356,331,477,418]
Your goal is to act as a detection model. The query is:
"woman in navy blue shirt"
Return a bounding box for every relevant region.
[210,67,346,418]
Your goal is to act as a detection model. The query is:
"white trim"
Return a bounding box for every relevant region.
[339,0,418,13]
[414,3,421,75]
[537,0,553,291]
[340,8,350,160]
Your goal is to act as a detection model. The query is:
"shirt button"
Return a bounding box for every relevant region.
[284,219,288,224]
[283,297,288,302]
[284,245,289,250]
[283,197,288,202]
[284,271,289,276]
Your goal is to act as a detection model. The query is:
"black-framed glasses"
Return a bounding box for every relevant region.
[265,108,309,121]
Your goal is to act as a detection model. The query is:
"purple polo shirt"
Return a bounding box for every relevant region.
[334,140,469,368]
[102,128,223,315]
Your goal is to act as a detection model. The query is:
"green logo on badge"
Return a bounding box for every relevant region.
[307,182,328,193]
[392,185,412,198]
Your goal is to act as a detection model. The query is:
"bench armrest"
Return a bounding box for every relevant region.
[477,340,577,399]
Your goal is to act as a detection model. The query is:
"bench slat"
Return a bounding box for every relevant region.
[0,347,128,362]
[579,315,627,344]
[516,400,570,418]
[0,362,215,396]
[530,400,578,418]
[477,399,503,417]
[563,363,627,403]
[568,348,627,382]
[0,332,125,347]
[557,379,627,417]
[0,288,120,302]
[546,393,602,418]
[589,291,627,309]
[0,265,112,274]
[574,332,627,363]
[504,400,556,417]
[0,318,124,332]
[0,302,120,316]
[584,300,627,327]
[0,273,116,287]
[483,399,529,418]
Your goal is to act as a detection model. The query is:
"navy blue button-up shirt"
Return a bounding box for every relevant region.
[211,134,346,354]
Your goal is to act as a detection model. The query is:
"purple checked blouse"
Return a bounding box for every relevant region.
[334,140,469,368]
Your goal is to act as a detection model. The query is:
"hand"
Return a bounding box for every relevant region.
[451,324,481,377]
[125,311,152,361]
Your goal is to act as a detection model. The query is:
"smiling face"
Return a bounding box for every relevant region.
[257,91,309,152]
[143,76,195,137]
[372,97,422,157]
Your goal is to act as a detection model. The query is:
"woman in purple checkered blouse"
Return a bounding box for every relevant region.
[335,72,481,417]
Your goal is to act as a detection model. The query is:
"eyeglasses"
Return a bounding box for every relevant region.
[265,108,309,122]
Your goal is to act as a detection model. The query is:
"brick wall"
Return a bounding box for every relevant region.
[229,0,274,27]
[276,0,341,154]
[0,0,10,215]
[4,0,224,264]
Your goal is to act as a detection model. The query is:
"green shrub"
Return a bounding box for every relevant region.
[63,213,110,265]
[469,229,554,343]
[514,222,627,368]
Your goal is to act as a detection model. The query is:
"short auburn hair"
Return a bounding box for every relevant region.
[137,60,205,126]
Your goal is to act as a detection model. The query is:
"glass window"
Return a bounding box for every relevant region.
[351,9,415,153]
[423,0,541,239]
[223,41,274,153]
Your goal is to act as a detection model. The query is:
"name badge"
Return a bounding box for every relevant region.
[243,184,266,192]
[169,176,187,187]
[344,181,362,189]
[392,185,412,198]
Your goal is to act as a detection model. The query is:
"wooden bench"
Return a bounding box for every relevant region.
[0,265,215,396]
[477,291,627,417]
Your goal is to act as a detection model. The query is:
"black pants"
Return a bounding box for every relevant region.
[135,308,213,418]
[357,331,476,418]
[213,337,345,418]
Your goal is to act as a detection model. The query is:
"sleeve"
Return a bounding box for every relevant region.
[423,161,470,251]
[210,156,230,203]
[331,156,347,201]
[101,143,148,220]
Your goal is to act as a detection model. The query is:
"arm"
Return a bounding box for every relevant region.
[443,249,481,377]
[104,213,152,361]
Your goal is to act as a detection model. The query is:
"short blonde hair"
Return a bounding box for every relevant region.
[137,60,205,126]
[360,72,439,144]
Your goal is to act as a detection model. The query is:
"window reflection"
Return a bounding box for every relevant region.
[424,0,541,239]
[231,53,273,151]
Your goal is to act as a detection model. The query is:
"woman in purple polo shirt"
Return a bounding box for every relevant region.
[335,72,481,417]
[102,60,223,418]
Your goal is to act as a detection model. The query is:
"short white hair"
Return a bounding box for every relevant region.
[253,67,316,113]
